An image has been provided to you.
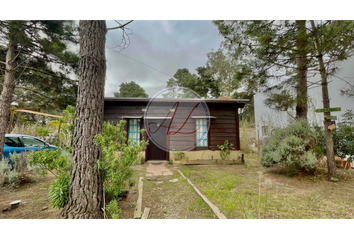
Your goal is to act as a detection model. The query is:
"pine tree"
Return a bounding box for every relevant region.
[61,20,133,219]
[0,20,78,161]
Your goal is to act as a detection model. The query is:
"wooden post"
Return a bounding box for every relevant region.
[177,170,227,219]
[134,177,144,219]
[7,109,15,133]
[141,207,151,219]
[58,122,62,134]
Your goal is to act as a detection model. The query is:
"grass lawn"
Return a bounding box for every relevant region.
[178,152,354,219]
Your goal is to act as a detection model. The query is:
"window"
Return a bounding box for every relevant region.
[196,119,208,147]
[128,119,140,146]
[22,137,45,147]
[4,137,22,147]
[261,126,269,136]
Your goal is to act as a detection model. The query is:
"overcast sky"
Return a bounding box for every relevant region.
[104,20,223,97]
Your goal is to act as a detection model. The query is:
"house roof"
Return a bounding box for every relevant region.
[104,97,250,107]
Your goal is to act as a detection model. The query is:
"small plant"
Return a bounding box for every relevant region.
[162,209,167,214]
[130,202,137,208]
[0,158,19,186]
[330,177,339,182]
[174,150,189,161]
[36,126,50,139]
[104,200,122,219]
[48,173,70,209]
[217,140,234,160]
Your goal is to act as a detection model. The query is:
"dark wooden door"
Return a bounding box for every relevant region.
[146,119,169,161]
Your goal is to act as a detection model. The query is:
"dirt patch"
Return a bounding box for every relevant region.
[3,153,352,219]
[118,163,216,219]
[0,174,61,219]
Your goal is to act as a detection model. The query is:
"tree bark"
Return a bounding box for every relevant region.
[0,44,17,161]
[295,20,308,120]
[310,20,337,180]
[61,21,107,219]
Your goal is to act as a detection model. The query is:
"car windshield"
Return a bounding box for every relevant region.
[4,137,22,147]
[22,137,45,147]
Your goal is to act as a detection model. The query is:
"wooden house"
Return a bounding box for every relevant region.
[104,97,249,162]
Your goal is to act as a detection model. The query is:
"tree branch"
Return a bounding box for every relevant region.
[107,20,134,31]
[16,86,57,101]
[0,60,78,83]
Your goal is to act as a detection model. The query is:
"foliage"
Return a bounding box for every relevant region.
[48,173,70,209]
[217,140,234,160]
[27,149,70,177]
[260,120,317,173]
[239,120,255,153]
[27,149,71,208]
[166,67,220,98]
[215,20,354,121]
[58,105,75,149]
[113,81,148,98]
[104,200,122,219]
[333,110,354,162]
[173,150,189,162]
[0,21,79,109]
[94,121,148,200]
[0,159,18,186]
[206,49,241,96]
[36,126,50,139]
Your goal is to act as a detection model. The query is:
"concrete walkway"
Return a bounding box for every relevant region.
[146,160,173,177]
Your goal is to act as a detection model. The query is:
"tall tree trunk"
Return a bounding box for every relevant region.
[0,44,17,161]
[61,20,107,219]
[295,20,308,120]
[310,20,337,180]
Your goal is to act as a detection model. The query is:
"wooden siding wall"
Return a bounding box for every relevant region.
[103,101,241,151]
[208,103,239,150]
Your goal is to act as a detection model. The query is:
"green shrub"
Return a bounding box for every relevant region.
[48,173,70,209]
[260,120,317,172]
[10,152,28,174]
[217,140,234,160]
[27,149,70,177]
[333,110,354,162]
[36,126,50,139]
[0,159,19,186]
[27,149,71,208]
[106,200,122,219]
[94,121,148,200]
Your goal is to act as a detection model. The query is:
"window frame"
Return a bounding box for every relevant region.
[4,137,23,148]
[128,118,141,146]
[21,136,46,148]
[195,118,210,149]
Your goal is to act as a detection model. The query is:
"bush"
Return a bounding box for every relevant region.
[333,110,354,162]
[0,159,19,186]
[48,173,70,209]
[95,121,148,200]
[217,140,234,160]
[36,126,50,139]
[95,121,148,218]
[260,120,317,173]
[27,149,70,177]
[27,149,71,208]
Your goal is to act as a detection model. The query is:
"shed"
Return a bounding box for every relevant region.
[104,97,249,162]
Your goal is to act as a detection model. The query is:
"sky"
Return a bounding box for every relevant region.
[104,20,223,97]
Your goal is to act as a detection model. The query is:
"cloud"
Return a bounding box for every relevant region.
[104,20,222,97]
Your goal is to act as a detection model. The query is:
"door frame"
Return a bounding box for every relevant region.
[144,117,170,161]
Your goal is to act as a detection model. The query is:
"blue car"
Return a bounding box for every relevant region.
[3,134,60,166]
